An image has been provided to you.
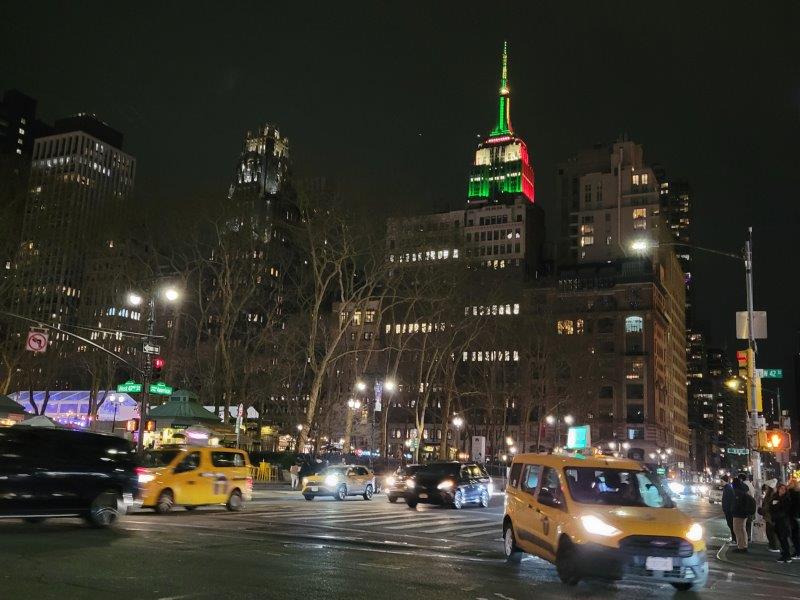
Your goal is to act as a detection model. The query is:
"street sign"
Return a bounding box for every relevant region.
[142,342,161,355]
[25,330,49,353]
[117,380,143,393]
[756,368,783,379]
[727,447,749,455]
[736,311,767,339]
[149,381,173,396]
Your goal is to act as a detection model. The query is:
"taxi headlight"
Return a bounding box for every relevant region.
[385,476,396,487]
[137,473,155,484]
[324,474,339,487]
[301,477,308,487]
[437,480,454,490]
[580,515,621,537]
[686,522,704,542]
[406,478,416,489]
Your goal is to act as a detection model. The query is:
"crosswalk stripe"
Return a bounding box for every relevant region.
[457,528,501,538]
[385,519,462,530]
[426,521,500,534]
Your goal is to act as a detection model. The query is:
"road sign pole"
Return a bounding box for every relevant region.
[744,228,762,494]
[137,295,156,455]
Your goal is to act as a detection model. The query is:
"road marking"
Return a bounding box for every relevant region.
[426,521,500,534]
[458,528,500,538]
[385,518,464,530]
[357,562,404,570]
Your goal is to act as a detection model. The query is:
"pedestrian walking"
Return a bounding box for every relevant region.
[731,477,756,552]
[760,480,780,552]
[787,479,800,558]
[721,475,737,543]
[770,484,794,563]
[740,473,755,543]
[289,463,300,490]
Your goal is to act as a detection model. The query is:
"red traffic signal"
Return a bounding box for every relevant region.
[759,429,792,452]
[152,356,165,377]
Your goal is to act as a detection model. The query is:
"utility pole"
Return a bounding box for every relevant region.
[744,227,762,492]
[136,295,155,455]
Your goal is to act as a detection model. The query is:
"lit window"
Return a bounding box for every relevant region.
[353,311,362,326]
[580,236,594,247]
[625,316,644,333]
[580,224,593,234]
[364,310,375,323]
[557,320,574,335]
[632,208,647,219]
[513,303,520,314]
[641,173,649,185]
[632,174,640,185]
[576,319,585,334]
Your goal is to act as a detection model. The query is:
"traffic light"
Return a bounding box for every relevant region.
[126,418,139,432]
[145,419,156,432]
[152,356,165,378]
[734,348,762,412]
[757,429,791,452]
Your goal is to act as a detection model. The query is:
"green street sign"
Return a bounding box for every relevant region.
[656,467,666,476]
[116,380,143,393]
[756,368,783,379]
[727,447,749,455]
[149,381,173,396]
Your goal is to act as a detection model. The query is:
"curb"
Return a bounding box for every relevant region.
[716,542,797,576]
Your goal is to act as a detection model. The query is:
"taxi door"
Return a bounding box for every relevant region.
[532,466,567,561]
[170,451,208,505]
[347,468,365,493]
[201,450,231,504]
[508,463,543,555]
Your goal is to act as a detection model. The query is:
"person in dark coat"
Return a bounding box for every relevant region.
[731,478,755,552]
[770,484,794,563]
[720,475,736,543]
[788,479,800,558]
[761,480,780,552]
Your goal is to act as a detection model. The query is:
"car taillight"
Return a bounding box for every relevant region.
[246,476,253,490]
[135,467,148,476]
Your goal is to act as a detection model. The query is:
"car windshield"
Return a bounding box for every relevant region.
[400,465,422,476]
[142,450,181,468]
[321,467,349,476]
[419,463,460,477]
[564,467,674,508]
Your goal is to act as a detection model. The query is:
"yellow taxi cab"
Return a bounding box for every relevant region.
[139,446,253,513]
[302,464,375,501]
[503,452,707,590]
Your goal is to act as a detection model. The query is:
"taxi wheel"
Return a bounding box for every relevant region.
[388,495,398,503]
[335,485,347,501]
[503,522,523,563]
[479,489,490,508]
[452,489,464,509]
[363,485,374,501]
[556,539,580,586]
[226,489,244,512]
[303,495,314,501]
[155,490,174,514]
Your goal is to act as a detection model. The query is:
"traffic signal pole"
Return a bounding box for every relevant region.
[744,227,763,492]
[136,295,156,455]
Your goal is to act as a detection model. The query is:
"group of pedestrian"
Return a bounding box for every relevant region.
[722,472,800,564]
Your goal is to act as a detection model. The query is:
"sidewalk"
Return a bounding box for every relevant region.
[718,540,800,575]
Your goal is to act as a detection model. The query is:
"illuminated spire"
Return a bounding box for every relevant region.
[491,41,513,136]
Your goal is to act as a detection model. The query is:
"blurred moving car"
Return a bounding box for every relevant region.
[503,453,707,591]
[302,465,375,501]
[384,464,422,503]
[0,427,139,527]
[708,484,724,504]
[405,461,491,509]
[139,446,252,513]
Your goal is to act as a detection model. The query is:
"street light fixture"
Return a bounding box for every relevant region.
[347,398,361,410]
[127,292,143,306]
[384,379,396,392]
[564,414,575,426]
[296,424,303,432]
[355,380,367,392]
[163,287,180,302]
[545,415,556,426]
[452,415,464,429]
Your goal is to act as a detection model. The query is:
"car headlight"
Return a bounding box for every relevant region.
[137,473,155,484]
[580,515,621,537]
[437,480,454,490]
[686,522,703,542]
[301,477,308,487]
[324,475,339,487]
[385,476,395,487]
[406,478,415,489]
[668,481,685,495]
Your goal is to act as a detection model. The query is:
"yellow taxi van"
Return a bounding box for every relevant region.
[139,446,253,513]
[503,452,707,590]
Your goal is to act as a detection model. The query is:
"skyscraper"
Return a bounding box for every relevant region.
[467,42,535,205]
[16,114,136,327]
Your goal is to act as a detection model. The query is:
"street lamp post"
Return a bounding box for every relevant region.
[452,414,464,458]
[127,285,180,455]
[632,231,762,491]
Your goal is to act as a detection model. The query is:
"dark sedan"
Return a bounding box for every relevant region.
[0,427,140,527]
[405,461,492,509]
[384,464,422,503]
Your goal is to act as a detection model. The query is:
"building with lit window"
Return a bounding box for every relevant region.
[467,42,535,204]
[15,114,136,328]
[555,138,663,264]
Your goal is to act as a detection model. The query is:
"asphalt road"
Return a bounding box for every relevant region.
[2,491,799,600]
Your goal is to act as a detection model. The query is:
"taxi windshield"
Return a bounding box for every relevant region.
[321,466,349,476]
[564,467,674,508]
[142,450,181,468]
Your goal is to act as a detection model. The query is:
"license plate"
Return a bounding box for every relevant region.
[418,493,428,499]
[310,486,318,492]
[645,556,673,571]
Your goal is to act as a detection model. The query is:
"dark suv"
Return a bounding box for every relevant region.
[405,461,492,509]
[385,464,422,503]
[0,427,140,527]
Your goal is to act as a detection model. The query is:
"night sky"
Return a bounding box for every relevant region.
[2,2,799,410]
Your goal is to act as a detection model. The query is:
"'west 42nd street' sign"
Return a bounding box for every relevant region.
[756,368,783,379]
[149,381,173,396]
[117,380,143,393]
